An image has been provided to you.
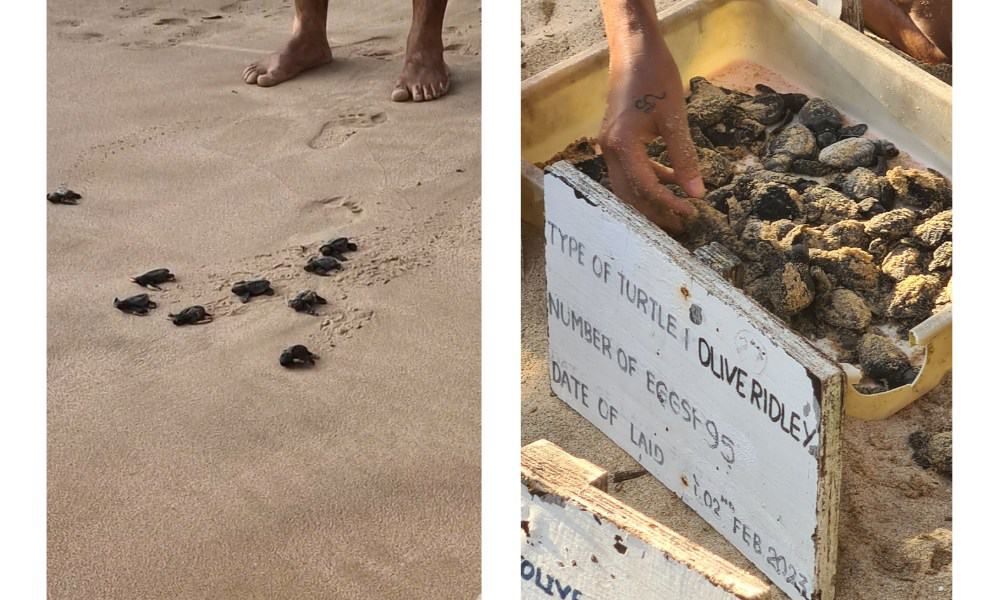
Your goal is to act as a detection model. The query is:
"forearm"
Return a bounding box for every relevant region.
[862,0,945,62]
[597,0,704,212]
[600,0,663,71]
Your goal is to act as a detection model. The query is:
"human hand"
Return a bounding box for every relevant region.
[598,33,705,234]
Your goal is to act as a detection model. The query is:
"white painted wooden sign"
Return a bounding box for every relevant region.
[521,439,772,600]
[542,162,843,600]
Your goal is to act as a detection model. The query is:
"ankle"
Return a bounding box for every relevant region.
[406,27,443,53]
[406,43,443,66]
[291,26,329,49]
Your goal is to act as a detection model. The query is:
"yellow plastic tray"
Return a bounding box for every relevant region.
[521,0,952,420]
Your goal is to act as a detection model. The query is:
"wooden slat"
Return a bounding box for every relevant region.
[841,0,864,31]
[521,440,774,600]
[522,439,609,492]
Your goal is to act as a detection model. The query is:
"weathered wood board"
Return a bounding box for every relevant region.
[521,440,774,600]
[542,162,843,600]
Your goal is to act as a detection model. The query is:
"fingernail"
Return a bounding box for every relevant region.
[686,178,706,198]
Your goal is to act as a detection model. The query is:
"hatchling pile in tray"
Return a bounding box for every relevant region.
[548,76,952,393]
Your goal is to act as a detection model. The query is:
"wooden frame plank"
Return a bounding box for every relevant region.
[542,162,843,600]
[521,440,774,599]
[840,0,864,32]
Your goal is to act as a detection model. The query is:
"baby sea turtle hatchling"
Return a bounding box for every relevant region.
[131,268,176,291]
[288,290,328,315]
[168,305,212,326]
[798,97,877,149]
[47,186,81,205]
[304,256,341,276]
[737,84,808,127]
[279,344,319,368]
[818,137,900,173]
[114,293,157,315]
[319,237,359,260]
[231,279,274,303]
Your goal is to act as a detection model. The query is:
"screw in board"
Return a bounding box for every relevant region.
[689,304,703,325]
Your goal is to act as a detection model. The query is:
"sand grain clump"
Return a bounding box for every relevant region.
[864,208,918,238]
[912,210,952,248]
[858,333,916,388]
[881,244,924,281]
[816,288,872,330]
[886,274,944,320]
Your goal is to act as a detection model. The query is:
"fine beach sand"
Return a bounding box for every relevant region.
[521,1,952,599]
[48,1,480,598]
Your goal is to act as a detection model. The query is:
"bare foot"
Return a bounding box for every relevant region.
[243,33,332,87]
[391,45,450,102]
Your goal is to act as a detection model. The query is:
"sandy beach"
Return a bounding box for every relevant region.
[521,1,952,598]
[48,1,480,598]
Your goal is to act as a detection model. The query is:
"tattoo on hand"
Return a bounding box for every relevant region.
[634,92,667,113]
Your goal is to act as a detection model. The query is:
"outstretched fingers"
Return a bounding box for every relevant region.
[657,108,706,199]
[603,139,692,235]
[649,160,681,185]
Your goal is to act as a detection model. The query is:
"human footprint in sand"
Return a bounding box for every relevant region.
[243,0,451,102]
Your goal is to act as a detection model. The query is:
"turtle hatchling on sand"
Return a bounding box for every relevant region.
[231,279,274,303]
[47,186,82,205]
[304,256,341,276]
[279,344,319,368]
[114,293,157,315]
[319,237,358,260]
[168,305,213,326]
[288,290,328,315]
[131,268,176,291]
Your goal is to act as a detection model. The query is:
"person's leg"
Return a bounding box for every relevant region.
[391,0,450,102]
[243,0,332,87]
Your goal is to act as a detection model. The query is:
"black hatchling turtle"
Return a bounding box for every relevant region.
[319,237,358,260]
[798,97,879,149]
[47,186,82,205]
[871,140,900,175]
[279,344,319,368]
[304,256,341,276]
[818,137,900,173]
[231,279,274,303]
[114,293,157,315]
[168,305,213,326]
[738,84,808,127]
[131,268,176,290]
[288,290,328,315]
